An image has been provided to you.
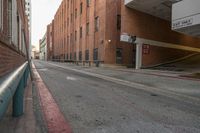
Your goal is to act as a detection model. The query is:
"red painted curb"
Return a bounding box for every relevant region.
[32,64,72,133]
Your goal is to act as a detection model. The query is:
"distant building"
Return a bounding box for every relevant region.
[25,0,32,60]
[0,0,30,77]
[39,34,47,60]
[47,22,54,61]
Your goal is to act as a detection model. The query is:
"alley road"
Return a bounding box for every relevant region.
[34,60,200,133]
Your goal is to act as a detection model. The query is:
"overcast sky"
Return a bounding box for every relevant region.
[32,0,62,50]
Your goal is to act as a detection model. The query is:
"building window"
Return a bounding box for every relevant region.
[116,48,123,64]
[66,53,68,60]
[70,53,72,60]
[70,33,73,44]
[71,13,73,22]
[87,0,90,7]
[117,14,121,30]
[67,17,69,26]
[95,16,99,32]
[79,51,82,61]
[8,0,12,39]
[85,50,89,61]
[74,52,76,60]
[80,27,82,38]
[75,8,77,18]
[0,0,3,31]
[86,23,89,35]
[80,2,83,15]
[93,48,98,61]
[75,30,77,41]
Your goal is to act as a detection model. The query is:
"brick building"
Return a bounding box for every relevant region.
[0,0,30,77]
[47,22,54,60]
[50,0,133,66]
[48,0,200,68]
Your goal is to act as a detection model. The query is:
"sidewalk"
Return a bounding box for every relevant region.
[0,79,46,133]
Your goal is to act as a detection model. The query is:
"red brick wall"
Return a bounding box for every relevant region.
[0,42,26,77]
[0,0,28,77]
[121,0,200,67]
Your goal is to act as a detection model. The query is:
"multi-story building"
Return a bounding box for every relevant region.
[47,22,54,61]
[48,0,200,68]
[39,33,47,60]
[0,0,30,77]
[51,0,132,66]
[25,0,32,60]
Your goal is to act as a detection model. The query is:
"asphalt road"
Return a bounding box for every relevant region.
[34,60,200,133]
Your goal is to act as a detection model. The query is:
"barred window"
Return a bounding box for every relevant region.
[95,16,99,32]
[85,50,89,61]
[8,0,12,39]
[86,23,89,35]
[79,51,82,61]
[93,48,98,61]
[86,0,90,7]
[0,0,3,31]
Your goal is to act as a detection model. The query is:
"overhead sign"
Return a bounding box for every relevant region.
[172,0,200,31]
[120,33,130,42]
[172,17,194,29]
[120,33,136,43]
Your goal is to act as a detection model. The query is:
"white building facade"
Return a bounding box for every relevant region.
[39,34,47,61]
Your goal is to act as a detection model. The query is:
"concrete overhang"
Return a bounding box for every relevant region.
[172,0,200,37]
[125,0,182,21]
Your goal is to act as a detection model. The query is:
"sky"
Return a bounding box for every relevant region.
[31,0,62,50]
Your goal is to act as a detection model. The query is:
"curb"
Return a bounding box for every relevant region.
[32,63,72,133]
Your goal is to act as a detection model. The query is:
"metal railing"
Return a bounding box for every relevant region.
[0,61,30,120]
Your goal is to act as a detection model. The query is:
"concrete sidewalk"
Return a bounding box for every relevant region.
[0,79,46,133]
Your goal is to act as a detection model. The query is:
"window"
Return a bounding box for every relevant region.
[93,48,98,61]
[66,53,68,60]
[70,33,73,44]
[75,8,77,18]
[71,13,73,22]
[70,53,72,60]
[80,27,82,38]
[75,30,77,41]
[79,51,82,61]
[0,0,3,31]
[80,2,83,15]
[95,16,99,32]
[87,0,90,7]
[117,14,121,30]
[85,50,89,61]
[116,48,123,64]
[74,52,76,60]
[67,17,69,26]
[86,23,89,35]
[8,0,12,39]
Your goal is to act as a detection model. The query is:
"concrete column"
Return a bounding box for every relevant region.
[136,43,142,69]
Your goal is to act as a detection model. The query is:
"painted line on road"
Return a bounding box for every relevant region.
[32,63,72,133]
[46,62,200,106]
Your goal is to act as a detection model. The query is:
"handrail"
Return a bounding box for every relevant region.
[0,61,28,120]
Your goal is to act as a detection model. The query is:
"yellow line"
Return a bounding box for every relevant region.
[136,38,200,52]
